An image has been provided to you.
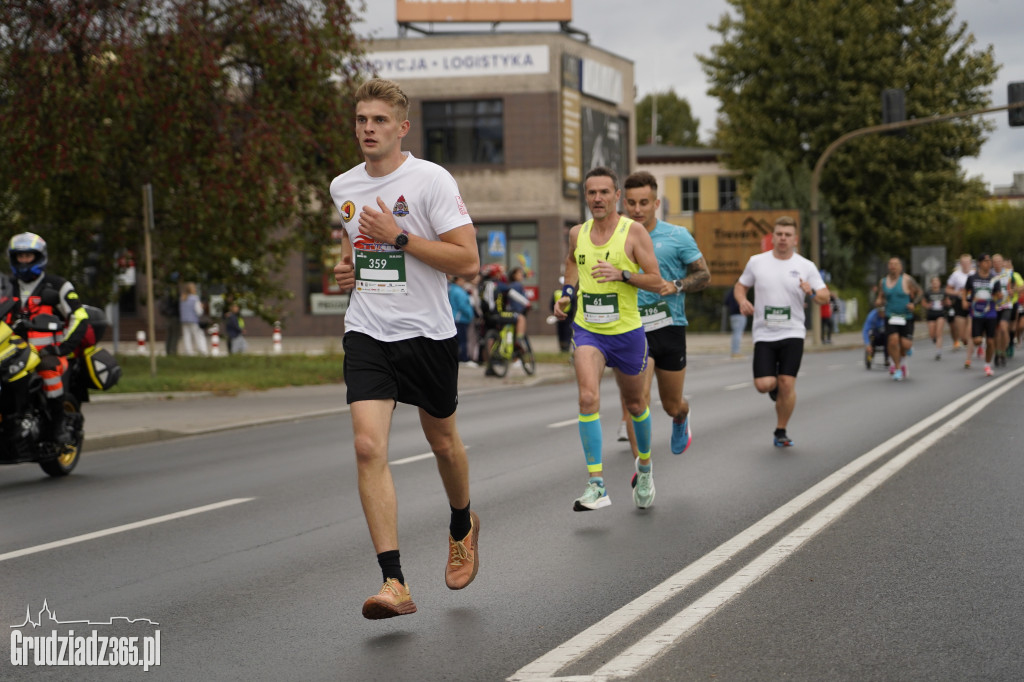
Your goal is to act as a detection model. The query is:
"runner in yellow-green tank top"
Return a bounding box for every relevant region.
[573,215,643,334]
[552,167,664,514]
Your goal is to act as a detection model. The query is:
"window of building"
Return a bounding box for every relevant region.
[477,222,539,291]
[718,176,739,210]
[423,100,504,165]
[680,177,699,212]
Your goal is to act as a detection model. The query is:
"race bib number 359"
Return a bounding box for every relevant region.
[355,250,407,294]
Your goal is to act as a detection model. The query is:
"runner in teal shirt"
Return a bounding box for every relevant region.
[620,172,710,481]
[637,219,704,327]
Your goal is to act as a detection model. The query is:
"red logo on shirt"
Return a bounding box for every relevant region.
[340,200,356,222]
[455,195,467,216]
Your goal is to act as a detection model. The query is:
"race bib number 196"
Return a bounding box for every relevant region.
[640,301,672,331]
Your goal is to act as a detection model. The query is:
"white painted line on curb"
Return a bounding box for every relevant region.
[723,382,751,391]
[509,367,1024,681]
[548,419,580,429]
[0,498,255,563]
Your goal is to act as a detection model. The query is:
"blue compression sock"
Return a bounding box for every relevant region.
[631,406,652,461]
[578,412,602,475]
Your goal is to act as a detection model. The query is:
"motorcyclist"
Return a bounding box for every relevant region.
[8,233,90,450]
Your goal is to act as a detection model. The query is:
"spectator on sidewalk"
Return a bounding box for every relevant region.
[160,286,181,355]
[724,288,746,357]
[448,275,475,365]
[179,282,208,356]
[225,302,248,354]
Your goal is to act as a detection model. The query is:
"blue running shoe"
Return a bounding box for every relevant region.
[773,433,793,447]
[671,413,692,455]
[892,368,903,381]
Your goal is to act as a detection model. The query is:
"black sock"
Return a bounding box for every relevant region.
[376,550,403,585]
[774,428,787,438]
[449,501,471,541]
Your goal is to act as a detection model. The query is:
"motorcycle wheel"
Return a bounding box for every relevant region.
[484,330,508,378]
[39,395,83,477]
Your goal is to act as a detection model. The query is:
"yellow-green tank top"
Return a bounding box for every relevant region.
[573,216,641,334]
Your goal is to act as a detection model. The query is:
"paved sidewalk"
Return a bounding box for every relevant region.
[84,331,867,452]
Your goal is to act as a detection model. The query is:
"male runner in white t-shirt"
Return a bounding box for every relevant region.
[945,253,973,352]
[331,78,480,620]
[733,217,829,447]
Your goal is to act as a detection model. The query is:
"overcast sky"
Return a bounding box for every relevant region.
[354,0,1023,193]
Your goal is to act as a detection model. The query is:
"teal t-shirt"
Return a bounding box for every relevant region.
[637,220,703,327]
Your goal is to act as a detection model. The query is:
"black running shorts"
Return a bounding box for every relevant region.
[753,338,804,379]
[645,325,687,371]
[885,318,915,339]
[343,331,459,419]
[971,317,998,340]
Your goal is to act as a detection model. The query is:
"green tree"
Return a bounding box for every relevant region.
[0,0,365,321]
[635,89,701,147]
[955,205,1024,266]
[700,0,997,276]
[747,151,853,283]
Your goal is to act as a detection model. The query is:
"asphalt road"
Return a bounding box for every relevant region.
[2,347,1023,681]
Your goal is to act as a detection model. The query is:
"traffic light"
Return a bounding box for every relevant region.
[882,88,906,124]
[1009,82,1024,127]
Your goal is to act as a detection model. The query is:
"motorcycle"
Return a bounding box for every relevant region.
[0,296,121,477]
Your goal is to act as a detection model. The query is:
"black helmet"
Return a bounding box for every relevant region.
[9,232,48,282]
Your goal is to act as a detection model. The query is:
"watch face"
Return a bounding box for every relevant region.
[395,232,409,247]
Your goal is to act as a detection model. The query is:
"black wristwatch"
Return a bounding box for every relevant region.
[621,270,632,284]
[394,230,409,249]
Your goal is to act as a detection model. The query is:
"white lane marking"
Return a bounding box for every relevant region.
[596,370,1024,678]
[548,419,579,429]
[392,452,435,465]
[0,498,254,563]
[509,367,1024,681]
[393,445,470,466]
[723,382,750,391]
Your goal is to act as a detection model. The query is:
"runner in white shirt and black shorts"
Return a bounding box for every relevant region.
[734,217,829,448]
[331,78,481,620]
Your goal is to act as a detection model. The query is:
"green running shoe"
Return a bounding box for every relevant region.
[573,481,610,511]
[632,459,655,509]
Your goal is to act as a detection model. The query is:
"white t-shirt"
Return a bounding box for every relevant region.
[330,152,472,342]
[738,251,825,343]
[946,269,970,293]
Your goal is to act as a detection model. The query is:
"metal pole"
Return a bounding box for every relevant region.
[808,100,1024,347]
[142,184,157,377]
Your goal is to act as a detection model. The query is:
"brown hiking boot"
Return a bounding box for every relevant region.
[445,510,480,590]
[362,578,417,620]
